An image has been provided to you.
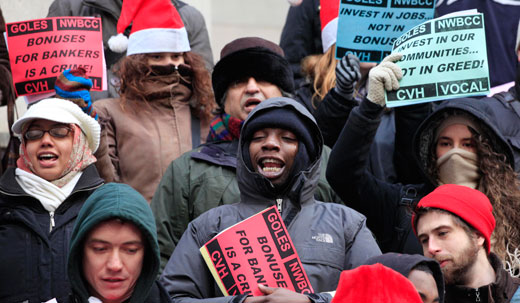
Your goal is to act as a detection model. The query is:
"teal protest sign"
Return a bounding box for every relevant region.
[336,0,436,63]
[386,13,490,107]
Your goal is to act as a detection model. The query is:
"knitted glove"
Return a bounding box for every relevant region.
[333,53,361,99]
[366,53,403,107]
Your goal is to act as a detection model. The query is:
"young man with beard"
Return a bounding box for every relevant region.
[160,97,381,303]
[413,184,520,303]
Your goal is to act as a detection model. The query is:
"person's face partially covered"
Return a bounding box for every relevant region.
[224,77,282,121]
[83,219,145,303]
[407,269,440,303]
[249,128,298,186]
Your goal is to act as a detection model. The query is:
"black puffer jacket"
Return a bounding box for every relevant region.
[0,165,103,303]
[327,98,514,254]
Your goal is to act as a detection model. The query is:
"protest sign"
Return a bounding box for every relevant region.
[200,206,313,297]
[6,17,105,97]
[386,12,489,107]
[336,0,436,62]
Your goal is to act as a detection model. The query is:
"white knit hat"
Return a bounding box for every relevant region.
[12,98,101,152]
[108,0,190,56]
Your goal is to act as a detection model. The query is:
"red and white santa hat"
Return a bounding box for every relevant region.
[320,0,340,53]
[108,0,190,56]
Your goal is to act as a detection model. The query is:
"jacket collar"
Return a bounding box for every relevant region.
[445,253,519,303]
[0,164,104,196]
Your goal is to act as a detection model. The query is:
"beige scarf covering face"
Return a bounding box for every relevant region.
[436,148,480,189]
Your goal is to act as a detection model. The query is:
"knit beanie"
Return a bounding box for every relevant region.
[240,98,319,194]
[12,98,101,153]
[331,264,422,303]
[54,68,98,120]
[412,184,495,254]
[212,37,294,107]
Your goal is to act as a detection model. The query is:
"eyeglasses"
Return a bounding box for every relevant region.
[24,126,72,141]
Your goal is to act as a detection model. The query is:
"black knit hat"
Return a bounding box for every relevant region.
[212,37,295,107]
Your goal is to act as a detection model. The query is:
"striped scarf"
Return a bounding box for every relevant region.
[208,113,243,142]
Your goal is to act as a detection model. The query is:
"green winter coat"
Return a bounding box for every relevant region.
[151,137,344,273]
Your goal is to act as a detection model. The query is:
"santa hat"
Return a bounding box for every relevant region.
[320,0,340,53]
[108,0,190,56]
[412,184,495,254]
[331,264,422,303]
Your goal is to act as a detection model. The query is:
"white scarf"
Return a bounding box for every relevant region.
[15,168,82,212]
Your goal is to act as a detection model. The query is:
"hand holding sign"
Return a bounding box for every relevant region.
[244,285,311,303]
[367,53,403,106]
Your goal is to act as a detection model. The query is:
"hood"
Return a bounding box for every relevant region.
[413,98,514,185]
[236,97,323,208]
[364,253,445,303]
[67,183,159,303]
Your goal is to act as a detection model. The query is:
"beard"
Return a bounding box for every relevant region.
[437,237,480,285]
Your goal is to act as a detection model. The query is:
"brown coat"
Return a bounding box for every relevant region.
[93,93,209,202]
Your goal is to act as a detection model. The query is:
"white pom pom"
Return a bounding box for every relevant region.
[287,0,303,6]
[108,33,128,53]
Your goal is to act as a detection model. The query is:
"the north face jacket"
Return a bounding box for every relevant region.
[159,97,381,303]
[152,128,344,272]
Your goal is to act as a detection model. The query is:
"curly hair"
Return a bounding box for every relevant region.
[425,113,520,273]
[114,52,216,122]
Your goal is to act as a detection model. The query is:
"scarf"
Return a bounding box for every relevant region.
[208,113,243,142]
[15,168,82,213]
[17,124,96,188]
[437,148,480,189]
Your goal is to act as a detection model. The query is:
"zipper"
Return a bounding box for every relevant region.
[49,211,55,232]
[276,198,283,215]
[475,288,480,302]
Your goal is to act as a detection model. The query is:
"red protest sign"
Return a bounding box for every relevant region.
[200,206,313,297]
[6,17,104,97]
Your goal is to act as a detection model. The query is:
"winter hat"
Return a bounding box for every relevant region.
[412,184,495,254]
[241,105,316,160]
[212,37,294,107]
[320,0,340,52]
[54,68,98,120]
[108,0,190,56]
[331,264,422,303]
[12,98,101,153]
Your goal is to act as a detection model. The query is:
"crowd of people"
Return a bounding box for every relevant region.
[0,0,520,302]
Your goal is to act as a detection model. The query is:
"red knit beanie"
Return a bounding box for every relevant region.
[412,184,495,254]
[331,264,422,303]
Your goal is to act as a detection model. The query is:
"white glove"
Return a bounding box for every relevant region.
[366,53,403,106]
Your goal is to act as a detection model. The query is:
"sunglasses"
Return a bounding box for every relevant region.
[24,126,72,141]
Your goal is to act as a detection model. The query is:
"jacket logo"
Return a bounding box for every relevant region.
[311,233,333,244]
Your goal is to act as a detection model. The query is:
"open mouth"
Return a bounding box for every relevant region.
[257,158,285,178]
[244,98,262,112]
[37,153,58,166]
